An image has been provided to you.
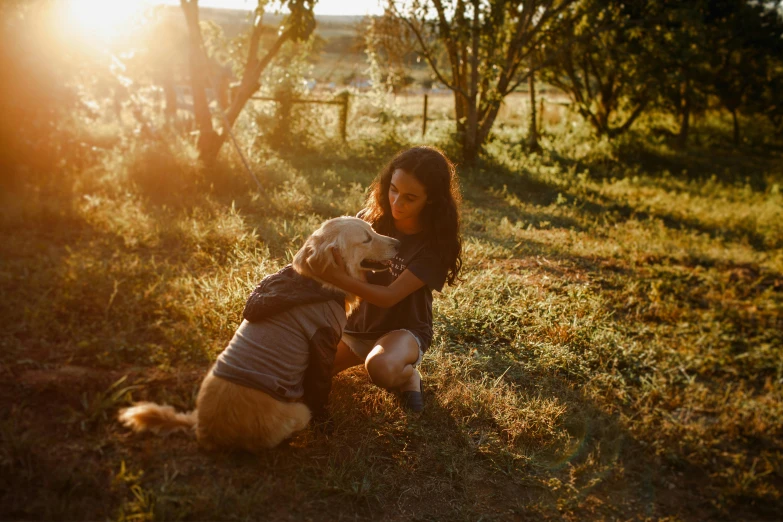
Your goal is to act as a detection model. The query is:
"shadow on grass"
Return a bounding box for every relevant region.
[613,144,780,190]
[422,356,680,519]
[465,146,780,251]
[466,155,563,205]
[575,186,777,251]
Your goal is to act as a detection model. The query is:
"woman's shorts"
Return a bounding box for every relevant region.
[341,329,424,367]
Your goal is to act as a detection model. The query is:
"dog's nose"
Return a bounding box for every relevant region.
[392,238,401,250]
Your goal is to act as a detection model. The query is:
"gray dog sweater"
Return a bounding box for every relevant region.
[212,266,346,416]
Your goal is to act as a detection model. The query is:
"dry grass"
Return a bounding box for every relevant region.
[0,99,781,520]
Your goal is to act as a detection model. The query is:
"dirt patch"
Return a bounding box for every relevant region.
[485,255,627,286]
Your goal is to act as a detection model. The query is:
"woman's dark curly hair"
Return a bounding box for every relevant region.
[361,146,463,286]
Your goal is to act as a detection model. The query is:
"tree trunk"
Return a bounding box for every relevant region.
[606,99,647,138]
[597,98,611,136]
[181,1,219,164]
[463,0,480,165]
[453,89,465,139]
[462,128,478,165]
[676,84,690,150]
[463,102,479,165]
[527,63,541,152]
[180,0,303,165]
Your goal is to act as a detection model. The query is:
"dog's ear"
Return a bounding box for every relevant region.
[292,232,336,276]
[307,238,337,274]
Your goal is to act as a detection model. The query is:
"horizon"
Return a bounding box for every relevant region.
[154,0,384,16]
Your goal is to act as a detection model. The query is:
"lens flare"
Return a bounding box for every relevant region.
[61,0,146,45]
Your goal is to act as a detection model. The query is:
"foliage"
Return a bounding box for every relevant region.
[540,0,655,138]
[542,0,783,146]
[180,0,316,163]
[362,17,405,136]
[265,38,322,149]
[386,0,578,164]
[0,1,87,185]
[699,0,783,145]
[1,3,783,520]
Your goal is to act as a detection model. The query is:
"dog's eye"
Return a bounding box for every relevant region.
[363,234,372,244]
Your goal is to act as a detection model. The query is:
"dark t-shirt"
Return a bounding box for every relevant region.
[344,229,448,351]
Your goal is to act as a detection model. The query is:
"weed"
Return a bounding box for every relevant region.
[67,376,141,431]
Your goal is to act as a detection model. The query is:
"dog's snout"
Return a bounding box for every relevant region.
[390,238,401,250]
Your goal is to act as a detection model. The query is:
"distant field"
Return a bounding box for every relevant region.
[392,91,572,123]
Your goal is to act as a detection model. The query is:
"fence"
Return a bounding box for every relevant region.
[247,91,350,141]
[232,90,571,141]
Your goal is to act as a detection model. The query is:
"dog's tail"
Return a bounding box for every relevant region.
[119,402,197,434]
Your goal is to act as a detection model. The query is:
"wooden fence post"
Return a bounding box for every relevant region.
[338,91,349,141]
[248,92,351,140]
[422,93,428,137]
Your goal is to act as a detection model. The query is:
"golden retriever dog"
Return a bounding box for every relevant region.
[119,217,399,452]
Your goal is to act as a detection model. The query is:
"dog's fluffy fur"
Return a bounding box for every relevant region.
[291,216,397,314]
[119,217,398,452]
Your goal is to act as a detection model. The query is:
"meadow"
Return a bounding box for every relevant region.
[1,93,781,521]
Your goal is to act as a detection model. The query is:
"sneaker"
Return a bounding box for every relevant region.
[398,379,424,413]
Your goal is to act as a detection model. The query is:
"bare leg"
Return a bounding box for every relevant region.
[364,330,421,393]
[332,340,364,375]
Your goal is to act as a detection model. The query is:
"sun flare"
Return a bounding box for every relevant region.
[62,0,146,44]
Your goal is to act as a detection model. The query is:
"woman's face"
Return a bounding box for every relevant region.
[388,168,428,222]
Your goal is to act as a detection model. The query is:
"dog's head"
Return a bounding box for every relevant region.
[292,217,400,313]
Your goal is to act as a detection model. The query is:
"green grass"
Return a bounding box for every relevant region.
[0,102,781,520]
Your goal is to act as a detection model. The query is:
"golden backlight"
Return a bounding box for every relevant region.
[61,0,147,45]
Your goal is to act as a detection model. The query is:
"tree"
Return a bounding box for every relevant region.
[540,0,655,138]
[700,0,783,146]
[545,0,783,147]
[364,13,420,95]
[752,63,783,137]
[644,2,711,149]
[179,0,315,164]
[387,0,577,164]
[526,49,542,152]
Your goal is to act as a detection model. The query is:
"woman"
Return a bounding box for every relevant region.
[313,146,463,413]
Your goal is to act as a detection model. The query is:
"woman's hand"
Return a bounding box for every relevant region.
[326,247,349,283]
[331,247,346,273]
[309,247,426,308]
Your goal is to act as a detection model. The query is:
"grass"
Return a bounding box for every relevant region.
[0,98,781,520]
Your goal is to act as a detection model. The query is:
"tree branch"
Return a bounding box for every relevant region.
[224,26,295,129]
[242,3,265,81]
[395,8,467,96]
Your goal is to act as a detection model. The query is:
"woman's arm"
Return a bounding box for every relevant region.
[314,249,425,308]
[329,269,425,308]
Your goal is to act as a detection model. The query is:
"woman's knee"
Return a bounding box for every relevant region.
[364,331,419,390]
[366,353,411,390]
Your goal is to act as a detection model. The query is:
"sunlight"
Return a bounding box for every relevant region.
[62,0,147,44]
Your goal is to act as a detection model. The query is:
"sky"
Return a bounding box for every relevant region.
[58,0,386,49]
[156,0,385,16]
